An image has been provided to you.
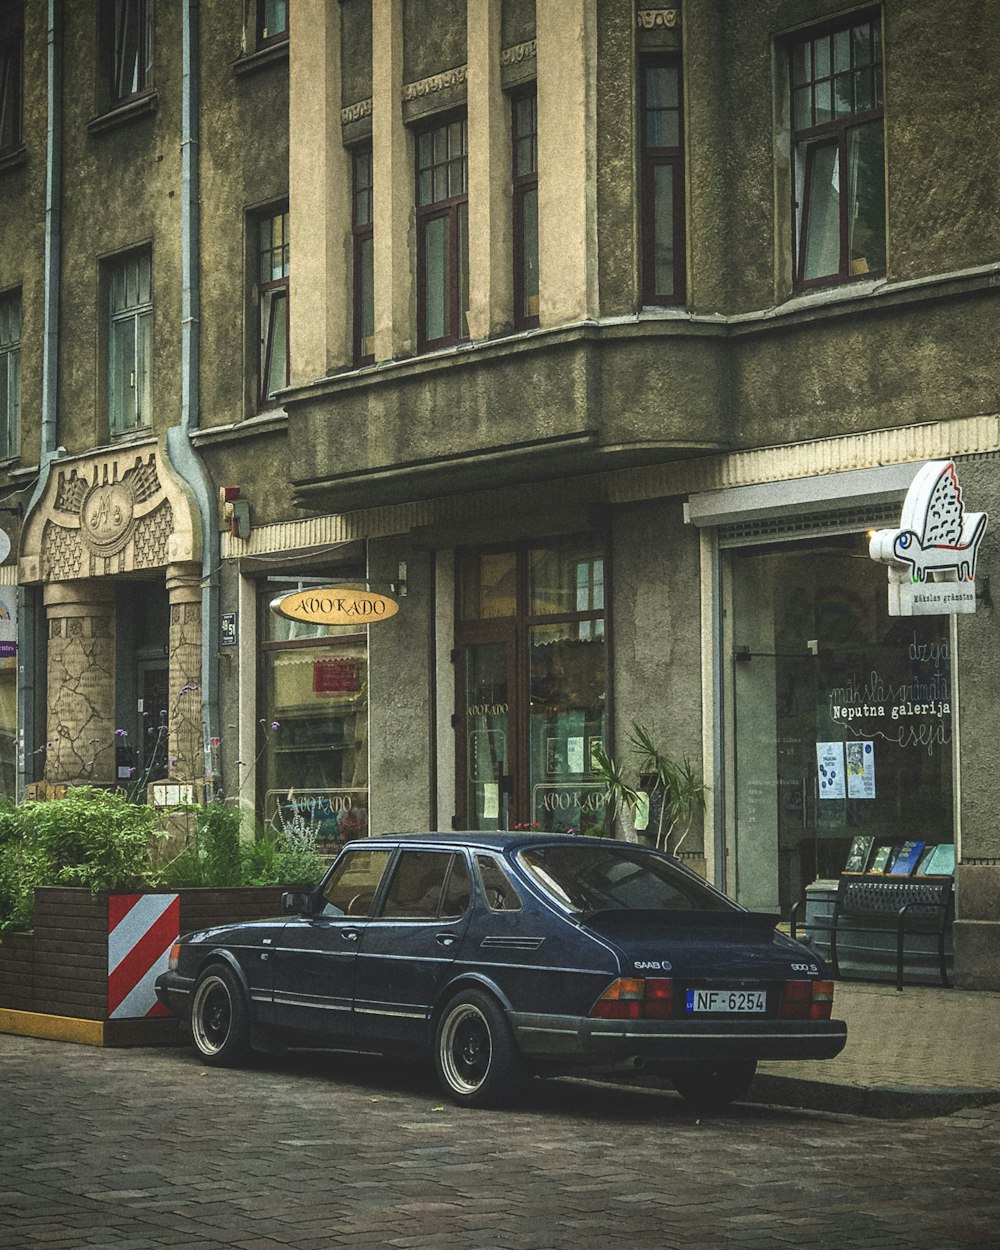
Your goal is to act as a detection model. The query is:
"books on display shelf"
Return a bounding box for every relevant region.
[887,840,926,876]
[916,843,955,876]
[867,844,895,875]
[843,835,875,874]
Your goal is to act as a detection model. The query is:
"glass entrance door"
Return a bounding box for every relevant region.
[457,636,515,831]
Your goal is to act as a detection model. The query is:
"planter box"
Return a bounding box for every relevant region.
[0,885,289,1047]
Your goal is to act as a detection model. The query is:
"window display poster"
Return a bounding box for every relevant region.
[816,741,846,799]
[846,740,876,799]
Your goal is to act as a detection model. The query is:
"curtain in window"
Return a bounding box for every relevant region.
[802,144,841,280]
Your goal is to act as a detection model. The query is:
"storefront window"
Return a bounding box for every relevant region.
[729,533,953,917]
[260,590,368,850]
[456,535,607,834]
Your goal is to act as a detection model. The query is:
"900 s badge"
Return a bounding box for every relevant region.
[634,960,673,971]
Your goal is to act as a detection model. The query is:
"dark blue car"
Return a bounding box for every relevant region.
[155,833,846,1109]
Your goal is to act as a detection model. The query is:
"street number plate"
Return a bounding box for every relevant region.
[685,989,767,1013]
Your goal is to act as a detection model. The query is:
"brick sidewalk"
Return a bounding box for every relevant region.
[750,979,1000,1115]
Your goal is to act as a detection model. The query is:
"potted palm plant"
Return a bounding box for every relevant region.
[590,723,708,851]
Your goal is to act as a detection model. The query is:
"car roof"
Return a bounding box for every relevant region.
[341,832,639,854]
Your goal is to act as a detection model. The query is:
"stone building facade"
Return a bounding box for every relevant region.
[1,1,999,985]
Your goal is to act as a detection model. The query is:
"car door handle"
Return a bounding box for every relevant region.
[436,933,457,947]
[342,929,360,943]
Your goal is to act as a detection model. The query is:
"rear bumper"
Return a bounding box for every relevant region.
[511,1013,848,1064]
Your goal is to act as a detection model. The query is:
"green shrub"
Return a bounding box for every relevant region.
[0,788,159,928]
[26,787,158,893]
[0,791,326,930]
[240,824,326,888]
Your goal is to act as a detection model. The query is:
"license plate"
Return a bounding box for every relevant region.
[686,989,767,1013]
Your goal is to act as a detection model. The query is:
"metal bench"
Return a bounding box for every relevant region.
[793,876,953,991]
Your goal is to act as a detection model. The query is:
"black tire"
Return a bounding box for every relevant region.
[434,989,523,1108]
[670,1059,758,1109]
[190,964,250,1066]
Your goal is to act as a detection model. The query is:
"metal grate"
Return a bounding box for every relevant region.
[719,502,900,548]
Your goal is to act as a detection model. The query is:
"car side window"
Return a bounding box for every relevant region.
[475,854,522,912]
[320,850,392,917]
[440,854,471,919]
[382,851,456,920]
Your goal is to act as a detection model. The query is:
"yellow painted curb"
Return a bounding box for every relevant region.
[0,1008,105,1046]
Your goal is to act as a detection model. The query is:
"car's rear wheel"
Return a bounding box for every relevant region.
[190,964,249,1066]
[434,990,523,1108]
[670,1059,758,1109]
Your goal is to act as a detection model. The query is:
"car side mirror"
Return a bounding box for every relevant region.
[282,890,313,915]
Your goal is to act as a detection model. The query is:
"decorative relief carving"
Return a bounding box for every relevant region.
[637,9,680,28]
[500,39,536,66]
[42,520,83,581]
[133,502,174,569]
[341,98,373,126]
[22,446,195,584]
[402,65,467,101]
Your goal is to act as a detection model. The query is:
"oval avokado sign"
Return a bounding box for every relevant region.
[270,586,400,626]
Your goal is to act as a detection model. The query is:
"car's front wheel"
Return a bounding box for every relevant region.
[434,990,523,1108]
[190,964,250,1066]
[669,1059,758,1109]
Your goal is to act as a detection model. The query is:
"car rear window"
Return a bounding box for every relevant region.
[516,844,733,914]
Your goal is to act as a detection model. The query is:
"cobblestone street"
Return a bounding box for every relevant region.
[2,1034,998,1250]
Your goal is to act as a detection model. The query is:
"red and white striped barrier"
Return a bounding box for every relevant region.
[107,894,180,1019]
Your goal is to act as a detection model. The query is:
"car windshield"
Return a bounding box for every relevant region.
[516,844,734,914]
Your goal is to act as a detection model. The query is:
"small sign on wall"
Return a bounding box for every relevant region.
[869,460,988,616]
[221,612,238,646]
[313,657,362,695]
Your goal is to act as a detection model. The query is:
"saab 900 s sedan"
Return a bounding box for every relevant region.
[155,833,846,1109]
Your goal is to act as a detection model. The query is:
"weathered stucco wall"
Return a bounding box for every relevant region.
[610,498,705,855]
[367,538,434,834]
[57,2,184,453]
[199,3,290,430]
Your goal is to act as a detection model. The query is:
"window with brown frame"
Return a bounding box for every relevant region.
[257,207,289,407]
[108,250,152,436]
[455,536,608,835]
[256,0,288,49]
[258,585,369,853]
[416,117,468,351]
[100,0,153,107]
[790,11,885,287]
[0,2,23,154]
[352,145,374,366]
[0,290,20,459]
[640,56,685,306]
[512,88,538,330]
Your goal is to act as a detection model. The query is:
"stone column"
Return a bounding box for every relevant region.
[372,0,414,360]
[466,0,512,340]
[166,562,203,784]
[536,0,599,325]
[289,0,351,379]
[43,582,116,786]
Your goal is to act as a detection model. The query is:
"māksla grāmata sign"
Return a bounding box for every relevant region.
[869,460,988,616]
[270,586,400,626]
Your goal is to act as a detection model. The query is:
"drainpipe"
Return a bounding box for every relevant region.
[17,0,63,796]
[166,0,221,784]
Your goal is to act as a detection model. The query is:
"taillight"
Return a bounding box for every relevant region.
[591,977,674,1020]
[167,942,182,972]
[779,979,834,1020]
